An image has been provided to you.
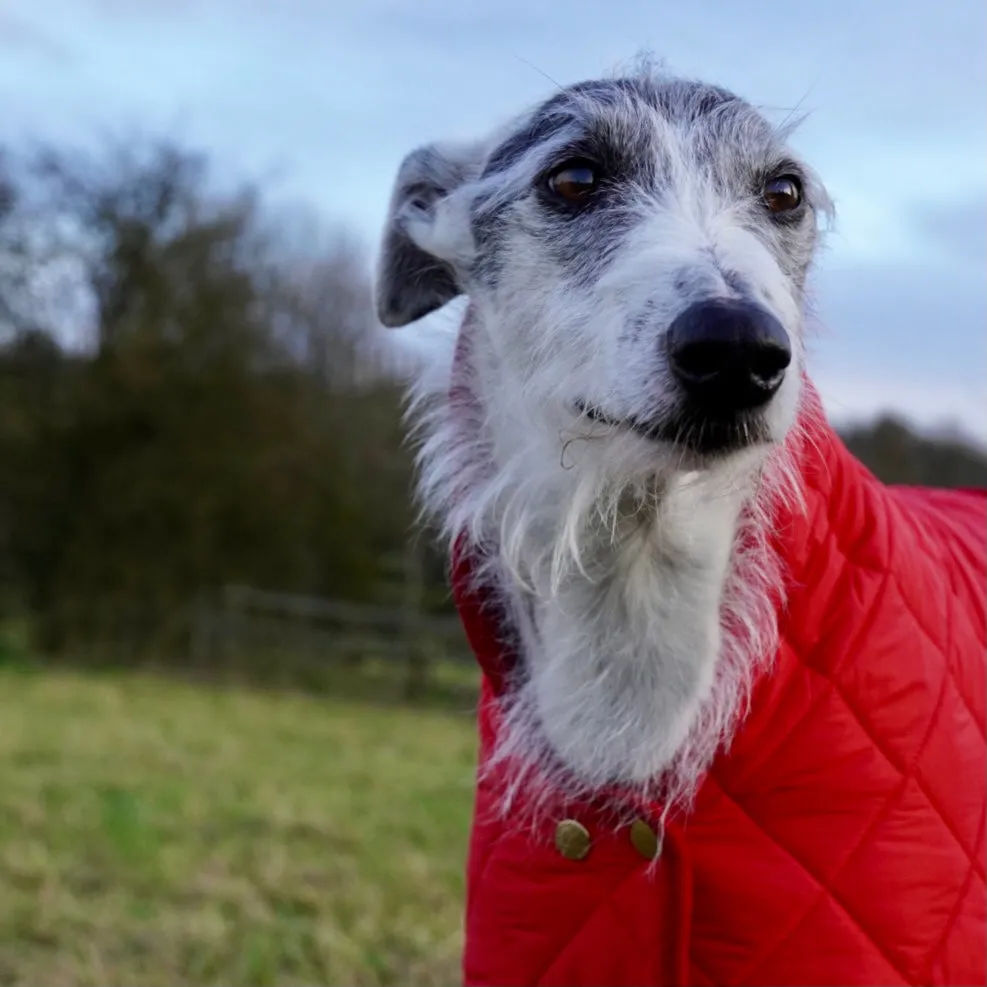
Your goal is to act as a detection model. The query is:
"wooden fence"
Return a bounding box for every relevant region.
[190,583,470,699]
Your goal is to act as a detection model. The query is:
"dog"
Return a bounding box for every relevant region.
[373,62,986,987]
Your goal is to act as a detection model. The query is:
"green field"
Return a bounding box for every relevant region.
[0,668,479,986]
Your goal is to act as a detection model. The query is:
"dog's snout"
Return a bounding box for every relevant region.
[666,299,791,412]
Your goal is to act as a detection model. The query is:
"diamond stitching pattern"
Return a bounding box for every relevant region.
[461,420,986,987]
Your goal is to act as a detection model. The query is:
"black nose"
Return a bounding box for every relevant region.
[666,299,791,412]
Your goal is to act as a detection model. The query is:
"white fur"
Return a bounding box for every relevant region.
[407,316,804,815]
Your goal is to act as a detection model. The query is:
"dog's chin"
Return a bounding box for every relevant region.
[574,401,775,461]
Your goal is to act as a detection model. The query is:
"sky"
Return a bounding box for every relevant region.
[1,0,985,440]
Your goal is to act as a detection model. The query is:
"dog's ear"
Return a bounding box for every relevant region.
[375,141,483,328]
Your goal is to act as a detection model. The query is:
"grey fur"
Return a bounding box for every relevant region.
[378,69,830,332]
[375,141,483,327]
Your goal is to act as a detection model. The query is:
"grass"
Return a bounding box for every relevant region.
[0,666,480,986]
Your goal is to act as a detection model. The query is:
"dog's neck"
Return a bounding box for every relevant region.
[416,311,798,809]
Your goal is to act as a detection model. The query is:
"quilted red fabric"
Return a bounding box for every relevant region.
[453,410,987,987]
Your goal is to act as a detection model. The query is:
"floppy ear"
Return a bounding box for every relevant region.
[375,141,483,328]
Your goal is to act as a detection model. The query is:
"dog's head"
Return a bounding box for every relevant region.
[377,69,831,475]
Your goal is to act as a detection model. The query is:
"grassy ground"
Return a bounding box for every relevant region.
[0,667,480,986]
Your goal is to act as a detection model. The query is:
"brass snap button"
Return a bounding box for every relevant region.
[554,819,591,860]
[629,818,661,861]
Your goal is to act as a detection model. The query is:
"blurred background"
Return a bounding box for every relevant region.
[0,1,984,985]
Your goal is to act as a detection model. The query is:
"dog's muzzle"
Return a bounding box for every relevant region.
[666,299,791,414]
[573,298,792,456]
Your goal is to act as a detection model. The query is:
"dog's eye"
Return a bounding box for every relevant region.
[762,176,803,214]
[547,161,599,204]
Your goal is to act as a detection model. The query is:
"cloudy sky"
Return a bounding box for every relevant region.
[2,0,985,439]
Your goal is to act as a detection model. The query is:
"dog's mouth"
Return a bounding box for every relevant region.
[573,401,770,455]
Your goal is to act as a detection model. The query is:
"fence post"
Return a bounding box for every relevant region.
[219,584,240,677]
[402,538,428,700]
[189,591,211,668]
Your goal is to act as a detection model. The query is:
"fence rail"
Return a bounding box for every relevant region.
[192,583,472,700]
[218,585,462,638]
